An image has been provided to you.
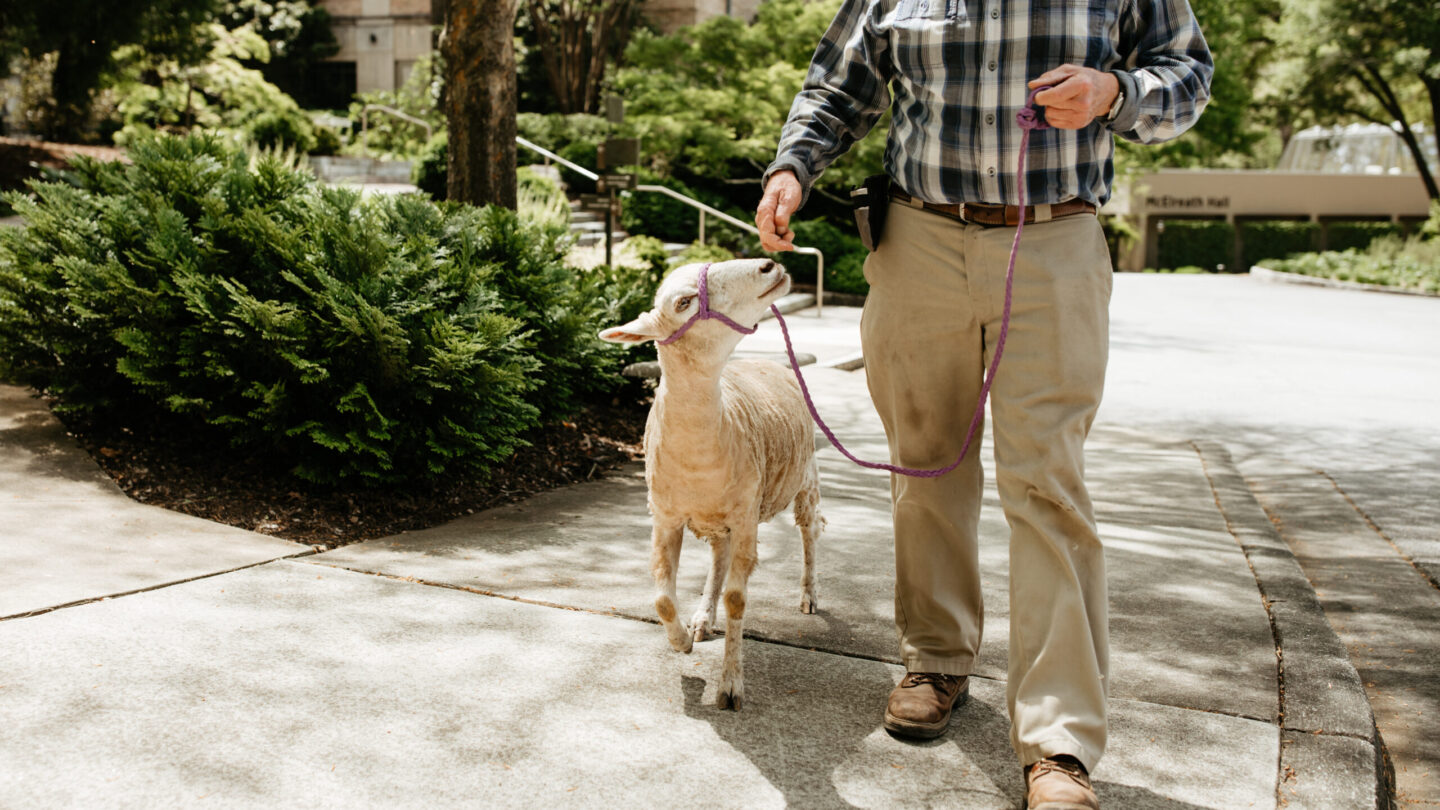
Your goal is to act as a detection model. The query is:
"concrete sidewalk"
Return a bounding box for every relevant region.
[0,301,1382,808]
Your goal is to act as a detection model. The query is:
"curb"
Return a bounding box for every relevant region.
[1250,265,1440,299]
[1192,440,1388,809]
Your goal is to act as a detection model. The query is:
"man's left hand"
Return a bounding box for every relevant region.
[1028,65,1119,130]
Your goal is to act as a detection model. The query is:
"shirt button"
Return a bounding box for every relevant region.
[990,7,999,17]
[985,113,995,125]
[988,61,997,71]
[987,167,996,177]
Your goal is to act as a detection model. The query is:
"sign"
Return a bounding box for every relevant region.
[596,173,637,193]
[597,137,641,169]
[578,193,621,215]
[605,95,624,125]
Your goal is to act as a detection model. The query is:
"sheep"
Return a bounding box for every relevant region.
[599,258,824,710]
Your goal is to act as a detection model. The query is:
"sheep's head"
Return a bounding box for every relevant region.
[598,259,790,364]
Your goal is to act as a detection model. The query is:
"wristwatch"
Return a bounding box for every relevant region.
[1104,77,1125,123]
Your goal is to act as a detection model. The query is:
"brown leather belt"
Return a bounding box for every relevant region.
[889,189,1096,226]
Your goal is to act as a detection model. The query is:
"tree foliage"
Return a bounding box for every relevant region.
[525,0,642,114]
[1270,0,1440,198]
[0,0,219,140]
[109,23,317,152]
[613,0,886,196]
[220,0,340,108]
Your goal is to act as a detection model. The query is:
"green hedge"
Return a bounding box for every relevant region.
[1241,221,1319,269]
[1326,221,1402,253]
[0,134,629,485]
[1155,219,1234,271]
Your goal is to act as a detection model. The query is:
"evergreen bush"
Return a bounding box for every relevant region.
[1155,219,1234,271]
[0,134,628,484]
[1325,221,1401,253]
[1241,220,1319,269]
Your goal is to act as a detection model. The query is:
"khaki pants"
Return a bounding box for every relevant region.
[860,201,1112,771]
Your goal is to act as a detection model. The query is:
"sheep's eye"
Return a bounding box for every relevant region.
[675,296,694,313]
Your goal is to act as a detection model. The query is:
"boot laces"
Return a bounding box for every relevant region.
[1030,757,1090,788]
[900,672,959,689]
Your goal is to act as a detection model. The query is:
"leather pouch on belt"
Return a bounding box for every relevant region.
[850,173,891,251]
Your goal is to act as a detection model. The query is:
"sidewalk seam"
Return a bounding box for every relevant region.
[300,558,1281,728]
[0,550,318,622]
[1192,440,1386,810]
[1318,470,1440,594]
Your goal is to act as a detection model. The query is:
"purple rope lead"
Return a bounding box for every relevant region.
[770,87,1051,478]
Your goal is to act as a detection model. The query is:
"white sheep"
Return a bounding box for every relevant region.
[599,258,824,710]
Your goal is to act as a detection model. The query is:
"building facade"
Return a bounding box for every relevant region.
[315,0,758,98]
[316,0,439,96]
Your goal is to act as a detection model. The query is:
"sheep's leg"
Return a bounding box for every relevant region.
[718,525,758,711]
[651,520,692,654]
[793,462,825,614]
[689,531,728,643]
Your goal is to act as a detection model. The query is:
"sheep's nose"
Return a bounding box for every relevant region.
[758,260,776,274]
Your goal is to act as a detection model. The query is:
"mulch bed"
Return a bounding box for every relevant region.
[55,398,649,549]
[0,136,126,193]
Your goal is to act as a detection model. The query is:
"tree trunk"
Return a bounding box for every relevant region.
[442,0,519,208]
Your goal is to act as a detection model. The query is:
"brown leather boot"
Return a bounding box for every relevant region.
[1025,755,1099,810]
[882,672,968,739]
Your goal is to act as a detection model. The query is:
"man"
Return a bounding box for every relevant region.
[754,1,1212,807]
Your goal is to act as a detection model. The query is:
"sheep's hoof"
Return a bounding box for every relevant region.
[666,626,694,654]
[689,612,715,642]
[801,592,818,614]
[717,684,744,711]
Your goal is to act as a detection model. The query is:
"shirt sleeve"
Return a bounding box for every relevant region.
[762,0,892,208]
[1106,0,1214,144]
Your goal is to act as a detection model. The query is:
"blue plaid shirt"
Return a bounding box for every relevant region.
[765,0,1213,208]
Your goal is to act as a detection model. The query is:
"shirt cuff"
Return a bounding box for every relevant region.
[762,156,816,210]
[1105,70,1142,134]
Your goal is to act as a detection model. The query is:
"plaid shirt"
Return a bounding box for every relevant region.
[765,0,1213,208]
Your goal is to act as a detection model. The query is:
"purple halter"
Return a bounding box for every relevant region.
[656,263,760,346]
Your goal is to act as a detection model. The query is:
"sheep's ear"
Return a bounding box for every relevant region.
[599,311,663,345]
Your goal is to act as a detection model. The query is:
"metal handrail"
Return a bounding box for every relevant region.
[515,137,826,315]
[360,104,434,158]
[517,136,598,180]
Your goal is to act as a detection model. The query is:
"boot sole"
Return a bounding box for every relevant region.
[882,686,970,740]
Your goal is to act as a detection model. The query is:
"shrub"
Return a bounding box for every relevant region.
[246,108,318,153]
[1155,219,1233,271]
[1326,221,1401,253]
[620,235,671,278]
[674,241,736,265]
[412,132,448,199]
[0,134,629,484]
[785,218,866,287]
[620,170,728,243]
[826,251,869,295]
[310,124,343,156]
[1241,220,1319,269]
[1267,236,1440,294]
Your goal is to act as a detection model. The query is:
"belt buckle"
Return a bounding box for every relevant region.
[957,203,971,224]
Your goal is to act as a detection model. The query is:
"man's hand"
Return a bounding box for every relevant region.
[1028,65,1119,130]
[756,170,802,252]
